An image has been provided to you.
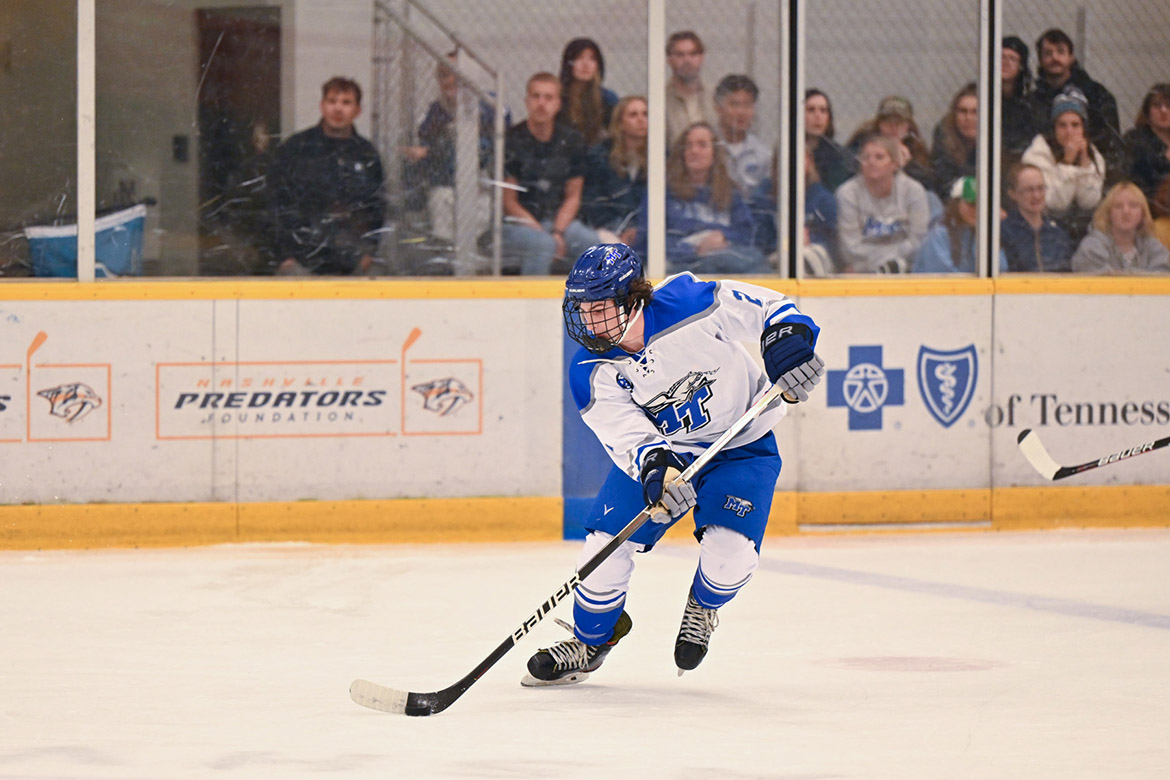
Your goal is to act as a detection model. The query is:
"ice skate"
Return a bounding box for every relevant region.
[674,590,719,675]
[521,611,632,687]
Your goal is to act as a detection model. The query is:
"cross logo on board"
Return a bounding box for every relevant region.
[826,345,905,431]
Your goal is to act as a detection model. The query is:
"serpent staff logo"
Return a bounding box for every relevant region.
[917,345,977,428]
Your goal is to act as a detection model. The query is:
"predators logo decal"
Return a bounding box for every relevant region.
[412,377,474,417]
[38,382,103,423]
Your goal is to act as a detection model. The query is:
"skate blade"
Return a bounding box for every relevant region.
[520,670,591,688]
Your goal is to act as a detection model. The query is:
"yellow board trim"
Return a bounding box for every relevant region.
[2,487,1166,549]
[0,497,562,550]
[3,275,1169,302]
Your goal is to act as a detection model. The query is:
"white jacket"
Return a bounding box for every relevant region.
[1020,134,1106,217]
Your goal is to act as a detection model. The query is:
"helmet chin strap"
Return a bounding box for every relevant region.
[616,300,644,350]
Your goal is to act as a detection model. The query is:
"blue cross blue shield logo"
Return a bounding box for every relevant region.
[916,344,977,428]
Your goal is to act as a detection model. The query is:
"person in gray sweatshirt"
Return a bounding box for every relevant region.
[835,134,930,273]
[1071,181,1170,274]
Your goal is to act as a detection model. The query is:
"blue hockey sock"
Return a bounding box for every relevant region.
[573,601,623,645]
[691,526,760,609]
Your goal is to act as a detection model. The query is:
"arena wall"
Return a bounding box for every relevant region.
[1,276,1167,548]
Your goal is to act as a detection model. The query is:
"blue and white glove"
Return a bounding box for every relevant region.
[639,448,697,524]
[761,321,825,403]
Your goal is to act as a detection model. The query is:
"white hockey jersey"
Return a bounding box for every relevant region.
[567,272,819,480]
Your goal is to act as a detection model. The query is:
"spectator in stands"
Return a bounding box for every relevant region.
[502,72,598,275]
[713,74,772,195]
[1031,28,1123,175]
[1071,182,1170,274]
[1001,36,1041,162]
[835,134,930,273]
[659,122,767,274]
[931,82,978,199]
[401,53,503,245]
[557,38,619,147]
[1021,89,1106,240]
[914,176,1005,274]
[665,31,717,145]
[847,96,935,194]
[805,88,855,191]
[269,76,385,275]
[1151,179,1170,251]
[1000,162,1073,272]
[582,95,647,245]
[1123,83,1170,206]
[747,149,837,275]
[804,146,838,274]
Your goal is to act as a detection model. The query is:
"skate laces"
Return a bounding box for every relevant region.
[678,596,719,647]
[542,618,591,671]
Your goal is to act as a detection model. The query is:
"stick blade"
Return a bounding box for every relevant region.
[349,679,409,714]
[1016,428,1061,480]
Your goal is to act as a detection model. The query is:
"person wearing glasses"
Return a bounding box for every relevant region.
[1000,162,1073,272]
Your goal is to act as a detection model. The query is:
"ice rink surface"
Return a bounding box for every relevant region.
[3,528,1169,780]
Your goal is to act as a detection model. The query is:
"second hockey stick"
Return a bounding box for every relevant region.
[1016,428,1170,481]
[350,383,788,717]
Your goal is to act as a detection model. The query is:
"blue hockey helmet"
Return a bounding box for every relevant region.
[563,243,646,353]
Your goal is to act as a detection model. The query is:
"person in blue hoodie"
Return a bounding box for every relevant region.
[914,176,1006,274]
[657,122,768,274]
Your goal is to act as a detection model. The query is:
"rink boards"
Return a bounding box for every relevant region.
[1,276,1168,547]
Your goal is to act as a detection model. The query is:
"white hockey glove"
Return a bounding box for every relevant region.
[761,321,826,403]
[640,448,697,524]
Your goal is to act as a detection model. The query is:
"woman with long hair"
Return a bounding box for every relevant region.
[804,88,855,191]
[582,96,648,244]
[835,133,930,273]
[932,82,978,198]
[1021,89,1106,238]
[660,122,767,274]
[557,38,619,146]
[1071,182,1170,274]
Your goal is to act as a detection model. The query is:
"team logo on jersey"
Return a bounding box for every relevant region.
[723,495,754,517]
[827,346,904,431]
[412,377,474,416]
[38,382,103,423]
[917,345,977,428]
[643,370,716,435]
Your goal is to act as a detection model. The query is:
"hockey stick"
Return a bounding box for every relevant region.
[350,383,788,716]
[1016,428,1170,481]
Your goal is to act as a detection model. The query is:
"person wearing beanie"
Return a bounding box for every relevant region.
[1001,36,1041,160]
[1021,88,1106,240]
[1030,28,1123,175]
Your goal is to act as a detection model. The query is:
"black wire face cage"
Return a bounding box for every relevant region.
[563,297,627,354]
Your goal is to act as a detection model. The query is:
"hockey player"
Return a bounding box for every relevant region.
[523,243,824,686]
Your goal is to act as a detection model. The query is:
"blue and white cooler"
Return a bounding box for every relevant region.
[26,204,147,278]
